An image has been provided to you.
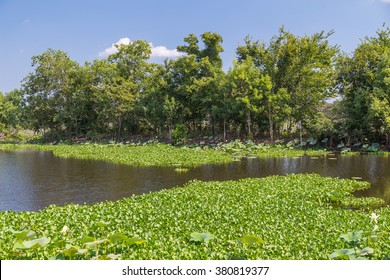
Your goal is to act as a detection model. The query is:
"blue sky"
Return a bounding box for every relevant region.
[0,0,389,93]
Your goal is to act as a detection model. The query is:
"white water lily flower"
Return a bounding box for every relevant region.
[370,212,379,223]
[60,225,69,234]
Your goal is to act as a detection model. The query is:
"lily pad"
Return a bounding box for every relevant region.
[9,228,36,241]
[14,236,51,250]
[240,235,264,245]
[190,232,214,244]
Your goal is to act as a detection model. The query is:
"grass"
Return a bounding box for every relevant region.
[0,174,389,260]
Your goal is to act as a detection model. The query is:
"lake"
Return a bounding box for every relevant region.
[1,149,389,211]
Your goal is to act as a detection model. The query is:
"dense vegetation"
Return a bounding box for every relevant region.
[0,174,388,260]
[1,27,389,150]
[0,140,329,167]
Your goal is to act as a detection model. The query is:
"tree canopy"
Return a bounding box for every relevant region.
[1,27,389,149]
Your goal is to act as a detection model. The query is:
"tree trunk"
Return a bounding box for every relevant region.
[211,114,215,137]
[75,117,78,139]
[223,118,226,142]
[167,119,173,141]
[247,110,251,135]
[117,116,122,142]
[268,104,274,143]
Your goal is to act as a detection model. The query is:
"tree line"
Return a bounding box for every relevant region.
[1,26,389,147]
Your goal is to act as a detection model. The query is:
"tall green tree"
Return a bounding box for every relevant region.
[87,40,152,140]
[368,49,390,146]
[236,27,338,141]
[337,27,390,144]
[22,49,80,136]
[140,61,179,138]
[173,32,225,134]
[227,57,271,136]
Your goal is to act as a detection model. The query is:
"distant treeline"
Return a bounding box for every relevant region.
[1,26,389,147]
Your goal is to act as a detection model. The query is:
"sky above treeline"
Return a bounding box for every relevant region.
[0,0,389,93]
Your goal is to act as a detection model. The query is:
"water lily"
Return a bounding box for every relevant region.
[370,212,379,223]
[60,225,69,235]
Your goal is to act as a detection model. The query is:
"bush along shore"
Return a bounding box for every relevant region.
[0,174,389,260]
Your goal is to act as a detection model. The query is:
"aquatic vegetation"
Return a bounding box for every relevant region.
[7,221,145,260]
[1,174,389,260]
[190,232,215,244]
[1,142,329,166]
[174,167,190,173]
[0,143,34,151]
[217,140,329,158]
[35,143,234,167]
[329,214,386,260]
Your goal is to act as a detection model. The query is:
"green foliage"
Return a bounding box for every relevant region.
[0,142,332,163]
[239,235,264,245]
[236,27,338,142]
[218,139,329,158]
[329,228,378,260]
[1,174,389,260]
[7,219,145,260]
[33,143,233,167]
[337,27,390,143]
[190,232,215,244]
[367,143,380,152]
[227,57,271,135]
[172,124,187,144]
[2,28,389,145]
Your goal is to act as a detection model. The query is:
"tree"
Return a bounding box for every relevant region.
[236,27,338,141]
[173,32,225,134]
[227,57,271,136]
[0,89,26,139]
[22,49,80,136]
[140,60,180,138]
[200,32,224,68]
[337,27,390,144]
[369,49,390,146]
[177,34,200,58]
[87,40,152,140]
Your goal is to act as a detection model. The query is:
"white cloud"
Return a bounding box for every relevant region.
[149,43,183,58]
[99,38,131,57]
[381,0,390,3]
[99,38,183,58]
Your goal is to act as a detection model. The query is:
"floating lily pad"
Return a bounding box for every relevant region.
[190,232,214,244]
[240,235,264,245]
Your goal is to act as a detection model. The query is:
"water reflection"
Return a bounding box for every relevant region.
[0,150,389,211]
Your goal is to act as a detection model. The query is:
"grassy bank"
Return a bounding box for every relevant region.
[0,174,389,260]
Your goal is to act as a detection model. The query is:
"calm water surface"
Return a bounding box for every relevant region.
[1,149,389,211]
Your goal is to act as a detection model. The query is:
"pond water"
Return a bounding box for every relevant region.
[1,149,389,211]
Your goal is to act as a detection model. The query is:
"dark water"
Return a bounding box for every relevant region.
[0,150,389,211]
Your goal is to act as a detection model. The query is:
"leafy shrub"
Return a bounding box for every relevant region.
[171,124,187,144]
